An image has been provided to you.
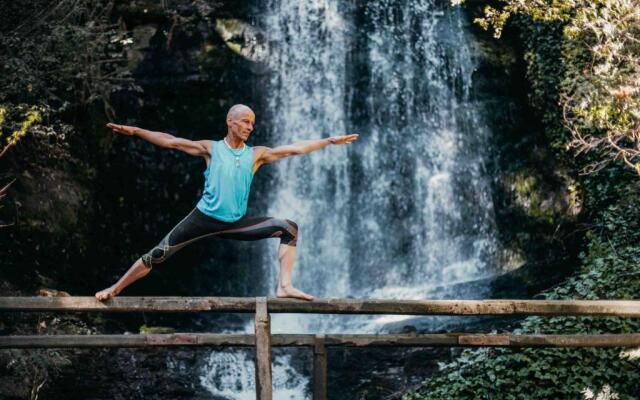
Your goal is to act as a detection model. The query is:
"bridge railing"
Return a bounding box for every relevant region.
[3,296,640,400]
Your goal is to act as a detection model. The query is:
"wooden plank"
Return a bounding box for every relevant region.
[267,298,640,317]
[3,297,640,317]
[0,334,255,348]
[271,334,314,346]
[508,333,640,348]
[322,334,458,347]
[0,296,255,313]
[313,334,327,400]
[4,333,640,349]
[328,334,640,348]
[458,334,511,346]
[254,297,272,400]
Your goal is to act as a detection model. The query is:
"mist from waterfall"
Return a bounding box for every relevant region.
[200,0,497,398]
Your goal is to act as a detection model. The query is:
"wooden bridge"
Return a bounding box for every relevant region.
[3,296,640,400]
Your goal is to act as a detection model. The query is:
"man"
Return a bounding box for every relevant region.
[95,104,358,301]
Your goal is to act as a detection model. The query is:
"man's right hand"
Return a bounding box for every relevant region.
[107,123,137,136]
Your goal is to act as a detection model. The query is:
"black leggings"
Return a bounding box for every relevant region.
[141,208,298,269]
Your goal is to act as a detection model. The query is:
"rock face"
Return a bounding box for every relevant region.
[16,168,89,233]
[1,1,266,398]
[465,2,581,291]
[214,18,269,65]
[40,348,216,400]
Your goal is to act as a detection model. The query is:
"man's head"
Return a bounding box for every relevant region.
[226,104,255,142]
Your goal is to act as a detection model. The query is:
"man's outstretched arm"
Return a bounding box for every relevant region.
[107,123,210,158]
[255,134,359,167]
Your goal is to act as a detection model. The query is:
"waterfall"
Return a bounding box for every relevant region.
[200,351,309,400]
[264,0,496,333]
[200,0,497,397]
[262,0,352,334]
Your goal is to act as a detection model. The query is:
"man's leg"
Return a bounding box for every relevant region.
[215,217,314,301]
[95,258,150,301]
[95,208,218,301]
[275,243,314,301]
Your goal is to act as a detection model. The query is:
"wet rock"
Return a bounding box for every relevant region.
[14,167,89,235]
[39,348,215,400]
[36,288,71,297]
[214,18,269,64]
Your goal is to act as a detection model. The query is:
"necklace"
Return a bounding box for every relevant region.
[223,137,246,168]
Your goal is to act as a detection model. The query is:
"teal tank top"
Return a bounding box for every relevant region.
[196,140,254,222]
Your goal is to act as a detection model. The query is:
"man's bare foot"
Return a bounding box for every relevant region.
[276,284,314,301]
[95,286,118,301]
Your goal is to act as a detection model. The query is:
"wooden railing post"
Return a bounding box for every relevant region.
[313,334,327,400]
[255,297,272,400]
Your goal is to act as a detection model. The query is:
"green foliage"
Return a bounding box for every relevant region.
[0,0,136,119]
[0,3,138,391]
[472,0,640,175]
[0,0,137,228]
[0,106,42,157]
[403,182,640,399]
[561,0,640,175]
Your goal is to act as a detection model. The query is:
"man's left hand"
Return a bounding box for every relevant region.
[328,134,359,145]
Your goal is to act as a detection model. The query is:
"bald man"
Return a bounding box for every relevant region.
[95,104,358,301]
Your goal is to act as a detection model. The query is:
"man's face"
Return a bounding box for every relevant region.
[228,110,255,141]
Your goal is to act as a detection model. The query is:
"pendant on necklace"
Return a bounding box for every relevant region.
[235,157,240,168]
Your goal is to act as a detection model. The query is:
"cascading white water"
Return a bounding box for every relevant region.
[262,0,352,334]
[200,351,309,400]
[200,0,498,398]
[264,0,497,333]
[359,1,498,303]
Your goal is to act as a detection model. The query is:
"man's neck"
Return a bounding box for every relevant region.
[224,134,244,149]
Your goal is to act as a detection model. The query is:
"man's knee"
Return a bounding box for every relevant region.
[141,241,170,269]
[285,219,298,232]
[282,219,299,246]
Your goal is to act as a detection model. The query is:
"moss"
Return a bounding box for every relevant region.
[504,160,581,228]
[139,325,176,334]
[475,37,517,69]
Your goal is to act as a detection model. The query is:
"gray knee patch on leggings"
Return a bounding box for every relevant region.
[141,237,172,269]
[283,219,299,246]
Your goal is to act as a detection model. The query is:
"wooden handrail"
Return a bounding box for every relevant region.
[3,333,640,348]
[5,296,640,400]
[3,297,640,316]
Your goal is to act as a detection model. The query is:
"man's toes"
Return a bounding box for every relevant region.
[95,290,111,301]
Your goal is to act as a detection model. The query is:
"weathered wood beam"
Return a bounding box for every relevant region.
[0,296,255,312]
[0,333,255,348]
[313,334,327,400]
[267,299,640,317]
[254,297,272,400]
[3,297,640,316]
[4,333,640,348]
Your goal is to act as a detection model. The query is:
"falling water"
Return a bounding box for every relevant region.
[201,0,498,397]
